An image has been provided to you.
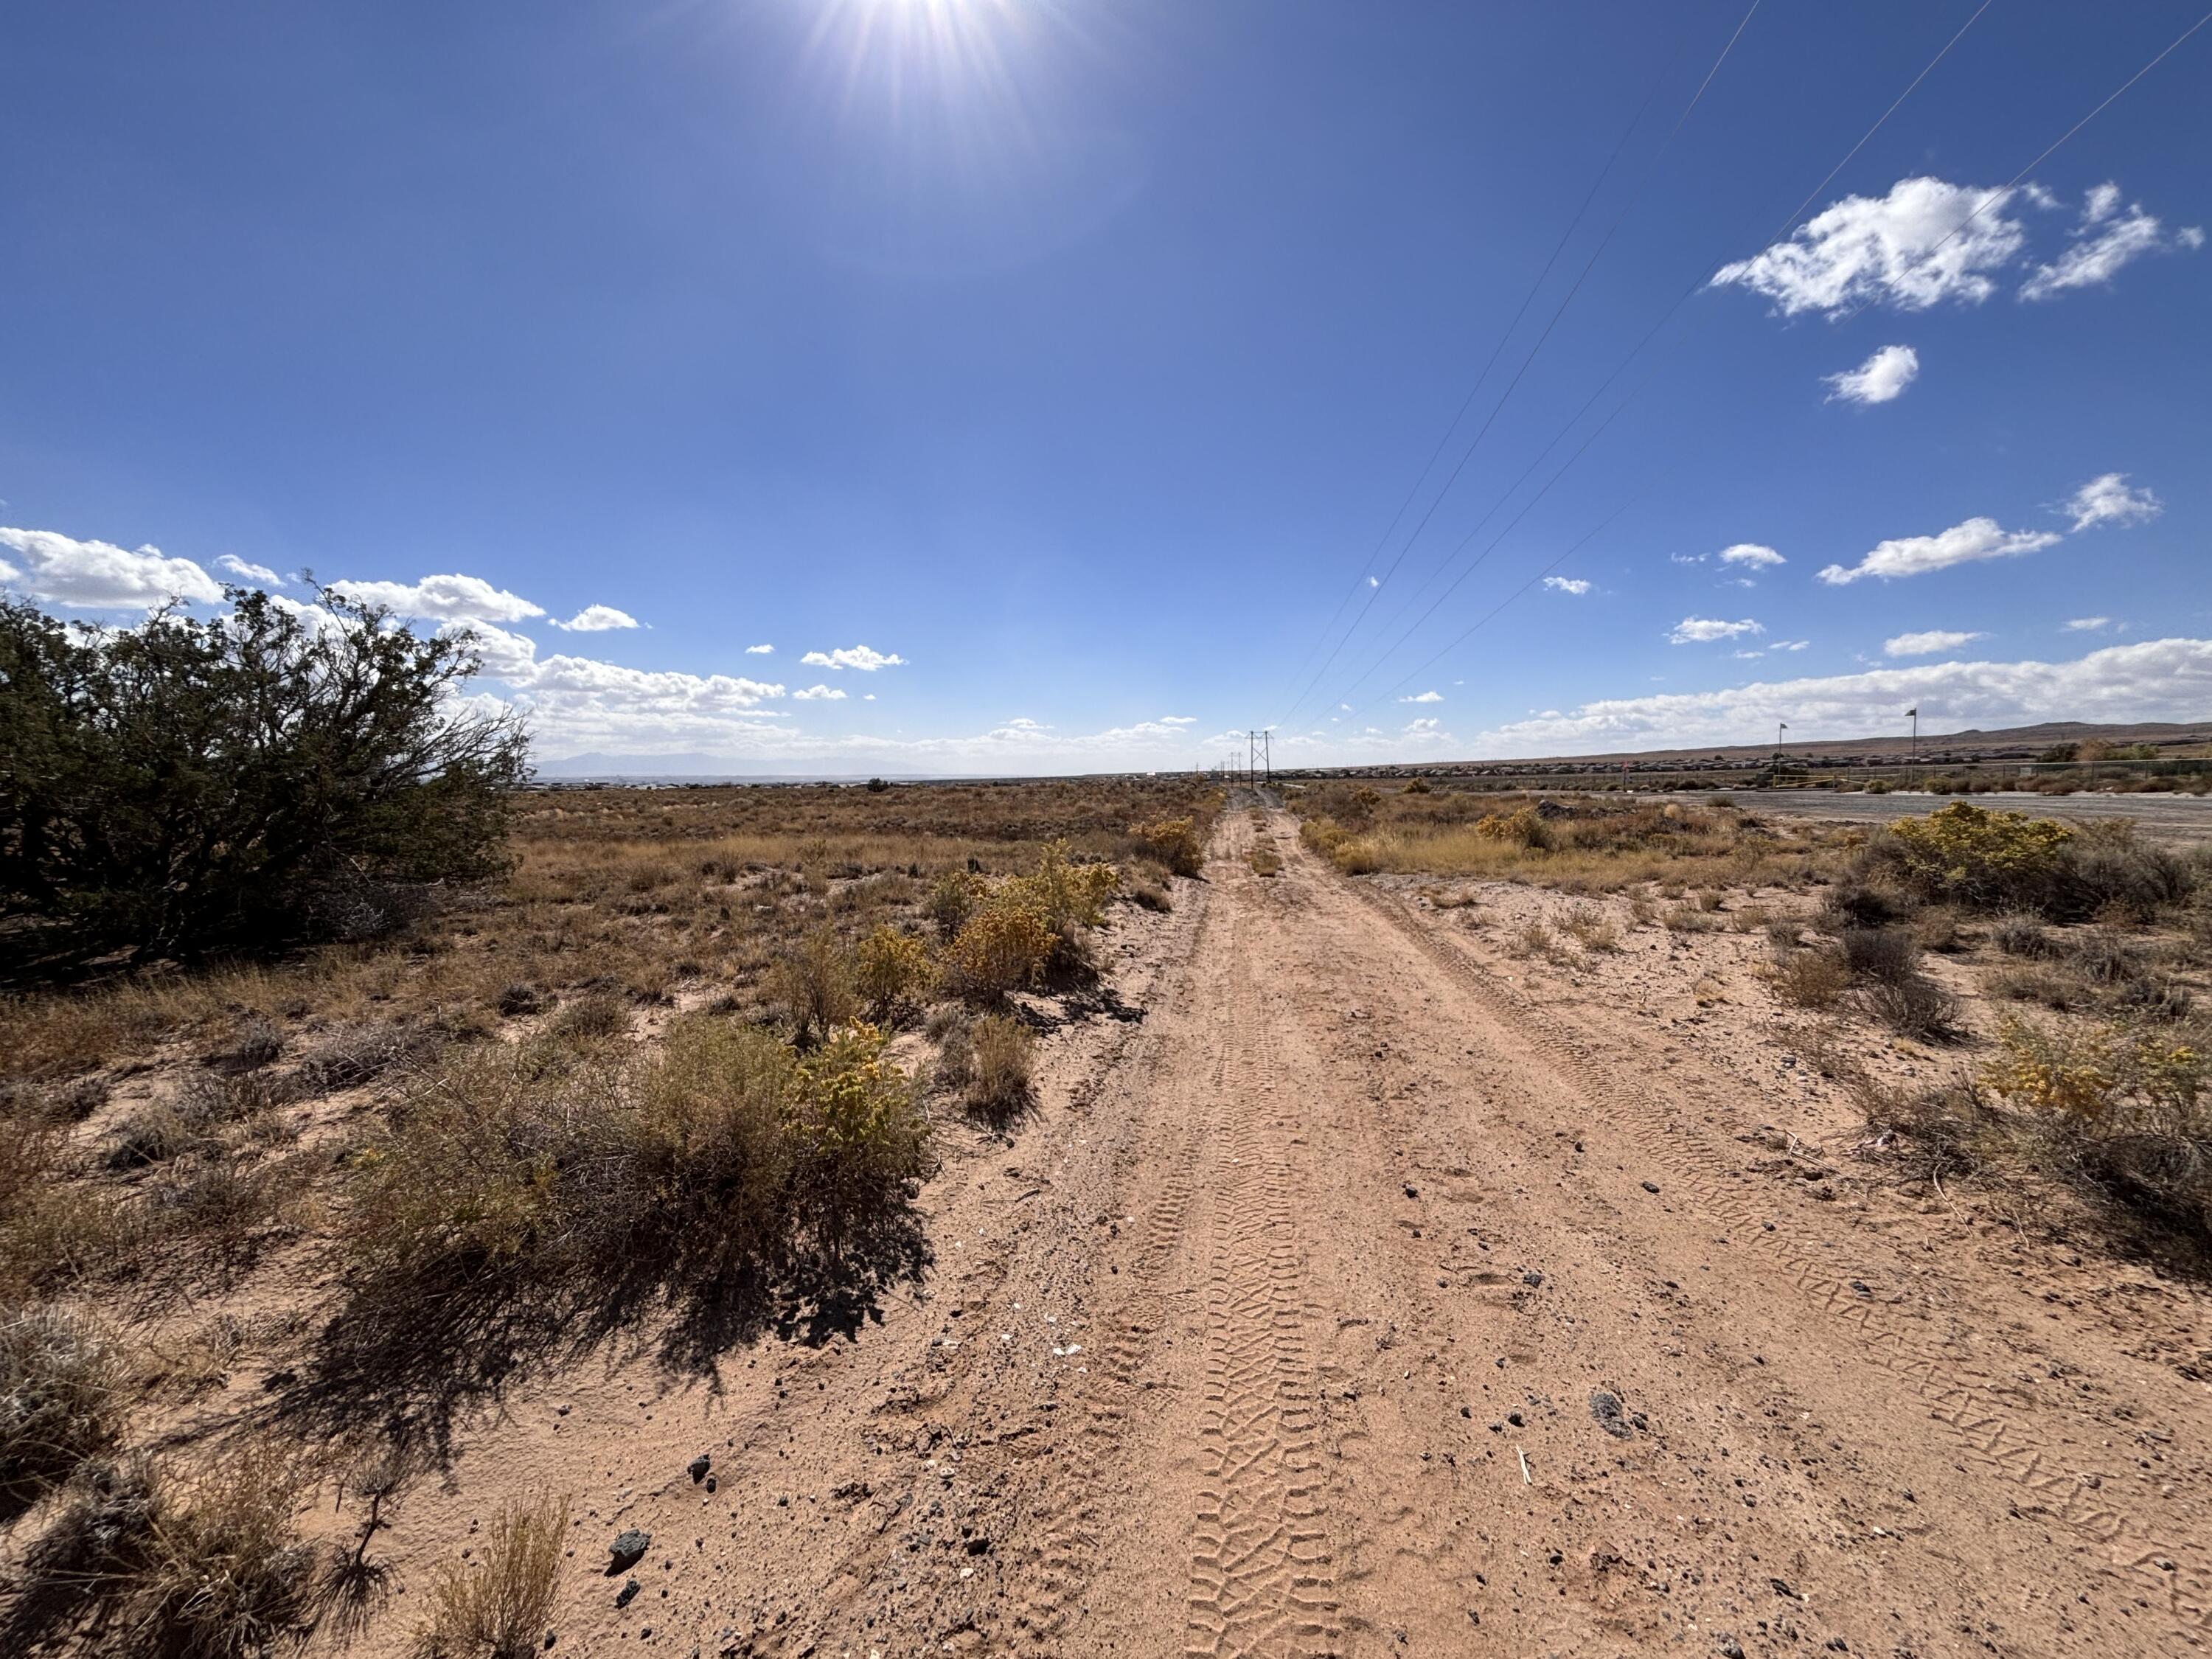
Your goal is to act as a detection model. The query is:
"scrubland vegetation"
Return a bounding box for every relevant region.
[1298,782,2212,1264]
[0,726,1219,1654]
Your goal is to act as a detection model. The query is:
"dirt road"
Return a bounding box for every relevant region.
[373,810,2212,1658]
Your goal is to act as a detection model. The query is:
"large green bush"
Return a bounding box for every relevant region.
[0,588,526,963]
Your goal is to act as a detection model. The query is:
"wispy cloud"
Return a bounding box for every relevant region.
[793,684,847,700]
[745,643,774,654]
[1823,344,1919,405]
[2065,616,2112,632]
[1669,616,1763,644]
[1718,543,1784,569]
[801,644,906,672]
[215,554,286,587]
[2022,183,2202,301]
[1399,689,1444,703]
[1543,576,1592,595]
[2062,472,2160,532]
[551,605,641,632]
[1884,629,1985,658]
[1818,517,2061,585]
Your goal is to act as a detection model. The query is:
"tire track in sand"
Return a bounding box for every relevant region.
[1335,861,2212,1637]
[1186,881,1340,1658]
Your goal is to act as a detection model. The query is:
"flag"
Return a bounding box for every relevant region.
[1905,706,1917,717]
[1779,722,1789,731]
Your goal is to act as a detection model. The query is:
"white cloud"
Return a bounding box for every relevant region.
[1884,629,1986,657]
[1669,552,1706,566]
[793,684,848,700]
[328,573,544,625]
[442,620,541,681]
[801,644,905,672]
[551,605,641,632]
[1717,543,1785,568]
[1772,639,1810,651]
[1402,717,1443,737]
[2065,616,2112,632]
[2062,472,2160,532]
[1472,639,2212,757]
[1399,689,1444,703]
[215,554,286,587]
[1818,516,2061,585]
[1711,177,2024,316]
[0,526,225,610]
[2022,184,2202,301]
[1823,344,1919,406]
[1542,576,1592,594]
[1669,616,1764,644]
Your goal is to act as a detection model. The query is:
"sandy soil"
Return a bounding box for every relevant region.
[334,807,2212,1658]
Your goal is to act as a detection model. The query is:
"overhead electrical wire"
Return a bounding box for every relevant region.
[1329,1,2211,728]
[1270,0,1764,733]
[1307,0,2004,724]
[1263,36,1685,731]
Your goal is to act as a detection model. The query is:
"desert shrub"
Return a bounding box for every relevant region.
[1859,1080,1990,1185]
[1991,914,2053,958]
[1820,881,1911,931]
[1772,947,1851,1010]
[412,1493,569,1659]
[297,1020,440,1094]
[2109,974,2194,1023]
[2065,928,2146,987]
[0,588,526,965]
[783,1024,933,1254]
[1475,808,1554,852]
[854,926,936,1022]
[1910,907,1966,953]
[495,983,543,1018]
[1127,879,1172,913]
[1133,817,1203,878]
[1838,927,1920,985]
[1984,1015,2212,1239]
[549,991,630,1044]
[0,1305,126,1510]
[346,1016,927,1295]
[1988,963,2094,1012]
[1863,973,1959,1041]
[965,1014,1034,1121]
[1249,846,1283,877]
[922,871,984,940]
[765,928,860,1044]
[942,901,1056,1003]
[2056,832,2192,922]
[1871,801,2074,911]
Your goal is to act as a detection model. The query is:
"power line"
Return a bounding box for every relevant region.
[1303,0,2005,720]
[1265,34,1685,731]
[1273,1,1763,734]
[1334,4,2211,727]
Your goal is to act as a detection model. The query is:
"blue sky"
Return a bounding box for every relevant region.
[3,0,2208,773]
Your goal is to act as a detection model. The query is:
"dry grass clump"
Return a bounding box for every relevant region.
[10,1442,324,1659]
[1248,846,1283,877]
[765,929,861,1044]
[1560,907,1618,952]
[964,1014,1035,1122]
[1771,947,1852,1010]
[411,1493,569,1659]
[343,1014,931,1303]
[0,1304,127,1510]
